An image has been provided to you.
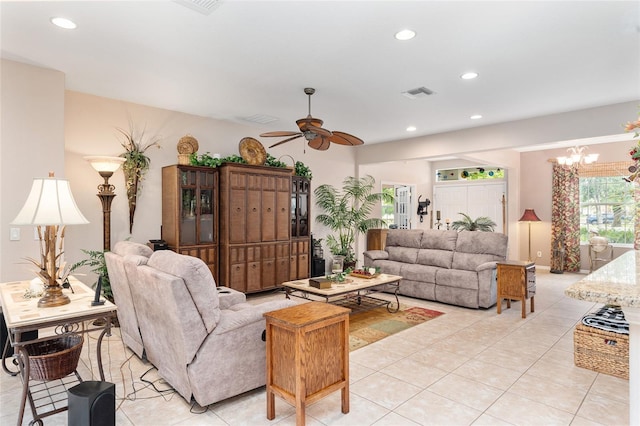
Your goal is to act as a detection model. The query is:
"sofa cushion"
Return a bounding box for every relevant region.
[452,231,508,271]
[420,229,458,251]
[371,260,404,276]
[112,240,153,258]
[416,249,454,269]
[148,250,221,333]
[401,263,438,284]
[385,229,423,249]
[435,268,479,290]
[387,246,420,264]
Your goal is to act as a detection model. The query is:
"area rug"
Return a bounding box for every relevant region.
[349,304,444,351]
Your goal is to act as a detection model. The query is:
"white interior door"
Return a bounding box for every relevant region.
[395,186,411,229]
[434,182,506,232]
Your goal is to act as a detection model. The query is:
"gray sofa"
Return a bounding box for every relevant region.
[363,229,508,309]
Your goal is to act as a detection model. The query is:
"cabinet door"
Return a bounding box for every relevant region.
[262,189,276,242]
[276,243,290,286]
[180,169,198,245]
[246,174,262,243]
[276,188,290,241]
[198,170,216,244]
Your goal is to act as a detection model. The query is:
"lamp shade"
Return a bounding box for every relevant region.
[519,209,541,222]
[85,156,125,173]
[11,176,89,225]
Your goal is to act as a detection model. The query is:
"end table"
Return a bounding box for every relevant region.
[264,302,350,426]
[497,260,536,319]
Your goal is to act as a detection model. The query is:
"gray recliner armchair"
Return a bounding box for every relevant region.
[124,249,297,406]
[104,241,153,359]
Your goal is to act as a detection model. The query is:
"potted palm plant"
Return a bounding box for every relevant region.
[314,175,393,268]
[450,213,497,232]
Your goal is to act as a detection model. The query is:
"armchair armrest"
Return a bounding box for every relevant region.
[363,250,389,262]
[476,261,498,272]
[213,300,296,335]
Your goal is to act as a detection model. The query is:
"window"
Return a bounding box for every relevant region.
[381,184,414,229]
[579,162,635,245]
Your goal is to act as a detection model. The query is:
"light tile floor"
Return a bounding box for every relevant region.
[0,270,630,425]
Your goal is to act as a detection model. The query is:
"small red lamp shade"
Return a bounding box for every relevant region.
[519,209,541,222]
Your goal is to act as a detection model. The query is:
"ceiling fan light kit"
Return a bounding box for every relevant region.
[260,88,364,151]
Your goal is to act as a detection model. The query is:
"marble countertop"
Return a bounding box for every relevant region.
[565,250,640,308]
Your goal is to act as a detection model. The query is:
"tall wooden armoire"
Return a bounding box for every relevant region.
[218,163,292,293]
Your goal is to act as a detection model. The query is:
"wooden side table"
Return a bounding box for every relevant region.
[496,260,536,319]
[264,302,350,426]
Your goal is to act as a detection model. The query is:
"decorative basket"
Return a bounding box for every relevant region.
[24,333,84,381]
[278,155,295,172]
[574,324,628,379]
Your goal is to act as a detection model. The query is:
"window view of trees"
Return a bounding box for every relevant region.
[580,176,635,244]
[381,186,395,225]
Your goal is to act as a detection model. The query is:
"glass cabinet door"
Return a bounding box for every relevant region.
[180,170,197,245]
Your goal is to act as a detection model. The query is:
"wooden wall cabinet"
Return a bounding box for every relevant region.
[219,163,292,293]
[162,165,218,280]
[290,176,311,280]
[366,229,388,251]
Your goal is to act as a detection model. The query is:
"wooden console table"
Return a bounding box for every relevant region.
[264,302,350,426]
[497,260,536,319]
[0,278,117,426]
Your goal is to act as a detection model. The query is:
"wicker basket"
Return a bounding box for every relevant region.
[24,334,84,381]
[574,324,628,379]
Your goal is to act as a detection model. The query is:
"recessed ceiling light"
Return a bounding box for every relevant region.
[50,17,77,29]
[406,126,417,132]
[461,72,479,80]
[470,114,483,120]
[395,29,416,41]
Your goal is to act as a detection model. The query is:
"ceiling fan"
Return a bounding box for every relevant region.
[260,88,365,151]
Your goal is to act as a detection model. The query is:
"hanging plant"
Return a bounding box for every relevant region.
[118,125,161,233]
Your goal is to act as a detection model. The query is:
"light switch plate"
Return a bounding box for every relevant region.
[10,228,20,241]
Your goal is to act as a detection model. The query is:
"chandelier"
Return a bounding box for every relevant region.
[557,146,599,166]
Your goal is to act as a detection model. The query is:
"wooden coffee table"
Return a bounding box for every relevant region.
[282,274,402,313]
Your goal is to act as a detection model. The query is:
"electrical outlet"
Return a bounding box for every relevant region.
[537,250,542,258]
[10,228,20,241]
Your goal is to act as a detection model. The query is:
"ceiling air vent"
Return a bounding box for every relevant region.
[240,114,279,125]
[402,87,435,99]
[174,0,223,15]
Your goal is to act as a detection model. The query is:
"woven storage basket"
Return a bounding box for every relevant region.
[24,333,84,381]
[574,324,628,379]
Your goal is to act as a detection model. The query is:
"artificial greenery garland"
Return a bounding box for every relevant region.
[190,151,312,179]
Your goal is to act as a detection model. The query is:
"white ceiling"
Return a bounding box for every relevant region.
[2,1,639,147]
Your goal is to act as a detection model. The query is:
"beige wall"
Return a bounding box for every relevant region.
[1,58,638,282]
[1,59,66,282]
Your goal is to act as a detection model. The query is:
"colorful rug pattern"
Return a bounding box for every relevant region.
[349,304,445,351]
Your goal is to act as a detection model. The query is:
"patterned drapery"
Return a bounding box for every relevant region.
[635,186,640,249]
[551,163,580,272]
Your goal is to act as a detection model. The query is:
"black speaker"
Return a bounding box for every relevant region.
[311,258,325,277]
[68,381,115,426]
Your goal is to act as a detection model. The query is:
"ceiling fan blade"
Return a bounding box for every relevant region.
[307,125,332,138]
[308,136,331,151]
[329,131,365,146]
[260,131,300,137]
[268,134,303,148]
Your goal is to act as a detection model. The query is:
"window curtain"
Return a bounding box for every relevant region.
[636,186,640,249]
[551,163,580,272]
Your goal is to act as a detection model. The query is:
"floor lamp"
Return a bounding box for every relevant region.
[519,208,541,262]
[85,156,125,251]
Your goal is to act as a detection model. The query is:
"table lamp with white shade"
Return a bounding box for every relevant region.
[11,172,89,307]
